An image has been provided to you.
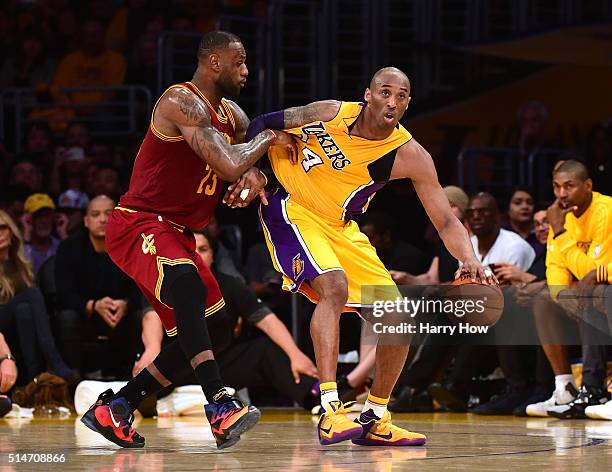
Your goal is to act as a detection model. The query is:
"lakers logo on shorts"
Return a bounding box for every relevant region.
[141,233,157,255]
[292,254,304,279]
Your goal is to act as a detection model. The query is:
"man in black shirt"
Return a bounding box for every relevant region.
[55,195,141,379]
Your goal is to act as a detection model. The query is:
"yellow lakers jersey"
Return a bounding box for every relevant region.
[268,102,412,221]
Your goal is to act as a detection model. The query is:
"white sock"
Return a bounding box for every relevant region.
[320,382,339,413]
[362,393,389,419]
[555,374,575,392]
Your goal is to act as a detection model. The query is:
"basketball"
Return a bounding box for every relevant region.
[443,276,504,327]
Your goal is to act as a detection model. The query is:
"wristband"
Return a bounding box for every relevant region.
[0,354,15,364]
[245,110,285,142]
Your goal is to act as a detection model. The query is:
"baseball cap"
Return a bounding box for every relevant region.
[57,189,90,210]
[24,193,56,214]
[443,186,469,214]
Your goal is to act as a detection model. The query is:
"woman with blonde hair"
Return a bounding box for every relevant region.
[0,210,74,387]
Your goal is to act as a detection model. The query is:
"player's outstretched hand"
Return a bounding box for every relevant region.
[456,258,497,285]
[493,262,535,285]
[224,167,268,208]
[289,352,318,384]
[0,358,17,393]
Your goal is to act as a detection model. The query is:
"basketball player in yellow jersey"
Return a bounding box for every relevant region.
[227,67,495,446]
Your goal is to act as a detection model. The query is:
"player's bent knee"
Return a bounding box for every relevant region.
[160,264,208,307]
[312,271,349,309]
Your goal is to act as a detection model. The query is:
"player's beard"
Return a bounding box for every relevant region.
[218,71,242,98]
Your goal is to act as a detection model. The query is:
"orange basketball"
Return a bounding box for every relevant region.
[443,276,504,327]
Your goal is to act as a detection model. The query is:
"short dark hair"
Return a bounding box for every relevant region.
[197,31,241,60]
[193,228,218,255]
[470,192,499,212]
[553,159,589,181]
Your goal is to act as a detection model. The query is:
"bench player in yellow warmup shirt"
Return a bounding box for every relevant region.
[229,67,494,446]
[546,160,612,298]
[543,159,612,418]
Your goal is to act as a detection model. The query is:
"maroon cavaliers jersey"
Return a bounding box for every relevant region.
[119,82,237,229]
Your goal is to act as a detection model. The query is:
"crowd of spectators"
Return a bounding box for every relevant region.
[1,1,611,419]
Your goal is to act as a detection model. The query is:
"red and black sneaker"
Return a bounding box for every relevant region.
[81,389,145,448]
[204,392,261,449]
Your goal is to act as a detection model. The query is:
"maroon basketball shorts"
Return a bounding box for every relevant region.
[106,207,224,336]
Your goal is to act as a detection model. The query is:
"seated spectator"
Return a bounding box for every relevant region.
[55,195,141,379]
[56,189,89,238]
[87,164,122,202]
[64,121,92,150]
[504,186,544,256]
[136,229,320,410]
[429,192,537,414]
[51,19,127,108]
[468,192,535,270]
[23,193,60,274]
[542,160,612,418]
[49,145,89,196]
[0,210,74,385]
[8,158,43,194]
[21,121,55,172]
[494,203,549,285]
[0,331,17,395]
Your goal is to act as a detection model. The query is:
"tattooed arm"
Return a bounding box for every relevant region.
[155,87,275,182]
[244,99,341,143]
[282,100,342,128]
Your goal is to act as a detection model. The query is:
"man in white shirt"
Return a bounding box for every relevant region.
[429,192,540,414]
[467,192,535,271]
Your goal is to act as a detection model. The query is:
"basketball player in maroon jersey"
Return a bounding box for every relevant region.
[81,31,282,450]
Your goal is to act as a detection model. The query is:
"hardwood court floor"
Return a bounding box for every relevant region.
[2,410,612,471]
